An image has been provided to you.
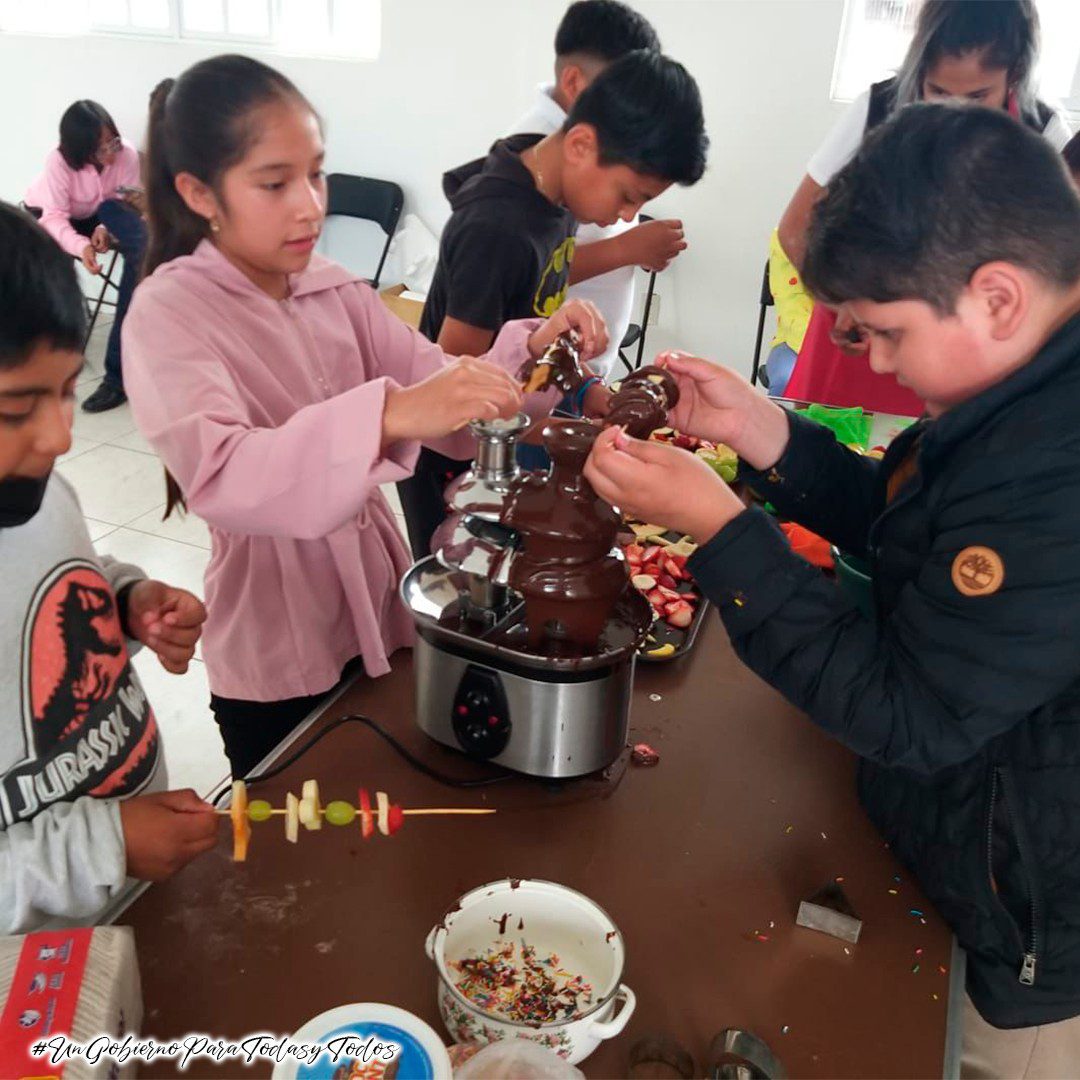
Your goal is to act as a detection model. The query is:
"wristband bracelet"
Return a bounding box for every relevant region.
[573,376,602,415]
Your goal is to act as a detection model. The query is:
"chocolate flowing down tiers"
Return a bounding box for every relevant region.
[605,365,681,439]
[501,420,627,650]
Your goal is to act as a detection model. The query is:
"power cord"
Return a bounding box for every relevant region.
[211,713,513,806]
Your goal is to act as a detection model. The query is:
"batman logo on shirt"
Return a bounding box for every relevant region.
[533,236,576,318]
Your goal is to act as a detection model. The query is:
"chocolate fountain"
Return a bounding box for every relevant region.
[400,410,652,780]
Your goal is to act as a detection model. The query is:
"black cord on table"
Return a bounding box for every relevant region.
[211,713,513,806]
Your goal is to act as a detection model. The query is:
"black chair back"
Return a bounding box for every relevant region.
[325,173,404,288]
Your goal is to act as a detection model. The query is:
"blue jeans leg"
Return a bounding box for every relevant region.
[95,200,147,389]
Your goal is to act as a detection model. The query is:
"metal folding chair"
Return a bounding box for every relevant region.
[324,173,404,289]
[21,202,120,349]
[749,259,775,388]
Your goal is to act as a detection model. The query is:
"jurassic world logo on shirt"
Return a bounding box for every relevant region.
[0,560,159,826]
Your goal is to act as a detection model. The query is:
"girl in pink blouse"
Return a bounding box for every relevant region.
[122,55,606,776]
[25,101,147,413]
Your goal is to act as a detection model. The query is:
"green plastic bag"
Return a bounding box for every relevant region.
[793,403,873,449]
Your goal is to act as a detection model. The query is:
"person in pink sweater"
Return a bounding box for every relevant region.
[122,56,607,777]
[25,101,147,413]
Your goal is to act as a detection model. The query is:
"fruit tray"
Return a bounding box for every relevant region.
[620,524,710,664]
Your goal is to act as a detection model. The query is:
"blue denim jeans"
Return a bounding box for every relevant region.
[765,342,798,399]
[89,199,147,389]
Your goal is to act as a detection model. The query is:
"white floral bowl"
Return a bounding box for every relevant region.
[424,878,635,1066]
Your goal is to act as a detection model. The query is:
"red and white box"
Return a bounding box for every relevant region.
[0,926,142,1079]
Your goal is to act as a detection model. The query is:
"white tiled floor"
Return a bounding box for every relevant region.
[65,317,409,797]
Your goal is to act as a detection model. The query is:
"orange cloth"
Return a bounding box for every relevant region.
[781,521,834,569]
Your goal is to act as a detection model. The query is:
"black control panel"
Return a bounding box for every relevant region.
[452,665,511,759]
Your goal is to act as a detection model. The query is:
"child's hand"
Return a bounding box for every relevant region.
[124,580,207,674]
[383,356,524,444]
[528,299,608,363]
[657,351,790,470]
[582,381,612,419]
[80,245,102,275]
[585,425,744,545]
[621,219,687,272]
[120,789,219,881]
[120,189,147,214]
[90,224,112,253]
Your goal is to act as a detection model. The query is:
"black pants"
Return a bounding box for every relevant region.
[396,446,470,560]
[210,659,363,778]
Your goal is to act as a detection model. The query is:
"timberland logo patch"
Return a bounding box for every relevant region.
[951,546,1005,597]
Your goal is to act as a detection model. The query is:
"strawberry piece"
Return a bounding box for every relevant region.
[358,787,374,840]
[662,557,685,581]
[668,554,689,571]
[667,602,693,629]
[657,585,682,603]
[673,434,697,451]
[625,543,646,562]
[646,588,668,610]
[387,804,404,836]
[658,572,677,590]
[632,574,658,591]
[642,545,665,565]
[631,742,661,767]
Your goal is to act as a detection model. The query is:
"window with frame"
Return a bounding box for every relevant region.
[831,0,1080,119]
[0,0,380,60]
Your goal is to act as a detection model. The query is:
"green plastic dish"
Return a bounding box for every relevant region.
[832,547,874,619]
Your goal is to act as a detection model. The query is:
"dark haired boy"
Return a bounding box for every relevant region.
[583,103,1080,1071]
[400,49,709,558]
[0,202,216,933]
[508,1,685,383]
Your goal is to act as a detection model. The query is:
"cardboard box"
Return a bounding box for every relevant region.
[379,283,425,330]
[0,926,142,1079]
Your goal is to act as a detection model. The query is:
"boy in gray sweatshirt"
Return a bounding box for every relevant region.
[0,202,217,933]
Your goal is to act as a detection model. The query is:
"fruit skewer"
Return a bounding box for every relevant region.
[223,780,496,861]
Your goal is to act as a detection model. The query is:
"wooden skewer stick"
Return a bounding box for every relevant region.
[215,807,496,817]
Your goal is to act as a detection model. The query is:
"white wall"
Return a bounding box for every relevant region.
[0,0,848,370]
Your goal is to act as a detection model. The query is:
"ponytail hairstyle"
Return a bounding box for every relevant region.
[144,55,318,517]
[59,100,119,170]
[144,54,316,277]
[894,0,1040,116]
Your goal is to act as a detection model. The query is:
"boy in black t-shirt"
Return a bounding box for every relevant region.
[400,49,709,558]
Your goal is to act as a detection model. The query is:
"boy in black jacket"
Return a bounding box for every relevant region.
[585,103,1080,1073]
[398,49,708,559]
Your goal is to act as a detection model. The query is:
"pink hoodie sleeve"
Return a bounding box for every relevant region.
[122,284,419,542]
[343,284,561,459]
[33,154,87,258]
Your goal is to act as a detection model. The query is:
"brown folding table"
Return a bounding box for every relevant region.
[114,615,960,1078]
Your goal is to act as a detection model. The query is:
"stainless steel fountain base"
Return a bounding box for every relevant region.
[413,631,634,779]
[402,558,646,779]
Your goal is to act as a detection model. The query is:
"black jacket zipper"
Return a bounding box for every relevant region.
[987,767,1039,985]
